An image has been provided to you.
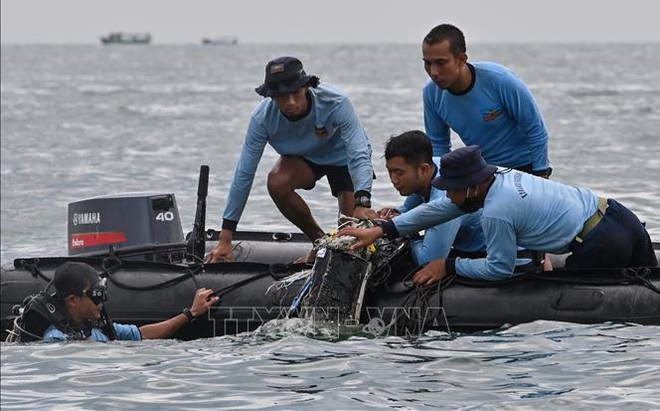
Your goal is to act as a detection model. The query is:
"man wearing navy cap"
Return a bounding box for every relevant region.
[207,56,377,263]
[340,146,656,282]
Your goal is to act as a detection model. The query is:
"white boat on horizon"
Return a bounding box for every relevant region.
[202,36,238,45]
[101,32,152,45]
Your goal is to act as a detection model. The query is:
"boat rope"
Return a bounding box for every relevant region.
[19,256,308,298]
[210,263,307,298]
[209,271,271,298]
[622,267,660,294]
[21,259,52,283]
[381,266,455,335]
[99,256,205,292]
[184,252,206,266]
[390,283,443,335]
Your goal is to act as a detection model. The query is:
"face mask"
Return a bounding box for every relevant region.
[459,186,483,213]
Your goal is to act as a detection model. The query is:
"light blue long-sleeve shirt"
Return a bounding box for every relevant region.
[42,323,141,342]
[423,62,550,172]
[223,83,374,226]
[397,187,485,264]
[389,170,597,280]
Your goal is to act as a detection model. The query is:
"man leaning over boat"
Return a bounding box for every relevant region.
[377,130,484,264]
[339,146,657,284]
[376,130,538,270]
[207,56,377,264]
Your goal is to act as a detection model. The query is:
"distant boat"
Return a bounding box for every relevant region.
[201,36,238,45]
[100,32,151,45]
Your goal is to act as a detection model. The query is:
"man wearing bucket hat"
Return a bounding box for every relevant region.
[208,56,377,263]
[339,146,657,283]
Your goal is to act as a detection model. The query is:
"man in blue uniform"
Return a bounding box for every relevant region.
[207,56,377,263]
[34,262,219,342]
[377,130,484,265]
[340,146,657,283]
[422,24,551,177]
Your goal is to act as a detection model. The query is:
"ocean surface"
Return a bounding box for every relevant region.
[1,43,659,409]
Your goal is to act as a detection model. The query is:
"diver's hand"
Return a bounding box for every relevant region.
[205,231,234,262]
[189,288,220,317]
[337,226,384,250]
[412,259,447,286]
[353,205,379,220]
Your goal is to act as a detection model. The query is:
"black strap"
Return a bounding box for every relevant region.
[100,306,117,341]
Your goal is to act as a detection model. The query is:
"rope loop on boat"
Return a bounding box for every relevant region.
[380,267,455,335]
[21,259,51,282]
[98,257,204,292]
[100,256,123,278]
[21,259,58,294]
[622,267,660,294]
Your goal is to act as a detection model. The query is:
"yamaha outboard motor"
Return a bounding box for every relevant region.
[68,192,186,262]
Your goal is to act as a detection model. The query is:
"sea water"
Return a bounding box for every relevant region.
[1,43,659,409]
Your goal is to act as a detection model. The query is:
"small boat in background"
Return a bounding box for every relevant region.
[202,36,238,45]
[100,32,151,45]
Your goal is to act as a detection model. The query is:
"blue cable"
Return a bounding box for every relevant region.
[289,275,313,314]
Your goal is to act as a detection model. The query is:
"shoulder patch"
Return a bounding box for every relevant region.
[314,126,328,137]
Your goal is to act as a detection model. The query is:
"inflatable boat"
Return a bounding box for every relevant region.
[2,167,659,340]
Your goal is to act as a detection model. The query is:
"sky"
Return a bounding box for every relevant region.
[2,0,659,44]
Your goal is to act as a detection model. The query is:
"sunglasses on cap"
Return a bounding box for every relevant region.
[79,279,108,305]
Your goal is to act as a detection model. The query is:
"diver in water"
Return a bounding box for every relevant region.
[7,262,219,343]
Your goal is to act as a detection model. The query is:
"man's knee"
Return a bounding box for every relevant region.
[267,170,292,198]
[267,167,315,198]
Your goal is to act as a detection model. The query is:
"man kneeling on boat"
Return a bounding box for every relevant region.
[339,145,657,284]
[207,56,377,264]
[9,262,219,343]
[378,130,486,263]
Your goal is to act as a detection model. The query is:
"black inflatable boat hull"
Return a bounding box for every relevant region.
[2,232,659,340]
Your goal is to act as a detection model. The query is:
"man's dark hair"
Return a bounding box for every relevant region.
[53,262,100,298]
[423,24,466,55]
[384,130,433,167]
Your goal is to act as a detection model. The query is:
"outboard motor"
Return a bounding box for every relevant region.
[68,192,186,262]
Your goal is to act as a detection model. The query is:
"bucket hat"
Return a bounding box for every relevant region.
[255,56,318,97]
[432,145,497,190]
